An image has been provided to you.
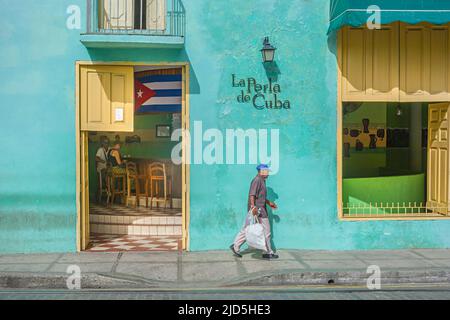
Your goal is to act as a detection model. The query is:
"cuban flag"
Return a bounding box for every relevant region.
[135,74,182,113]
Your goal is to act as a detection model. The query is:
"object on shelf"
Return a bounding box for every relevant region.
[362,118,370,133]
[377,128,385,141]
[369,134,378,149]
[350,129,361,138]
[125,135,142,144]
[344,143,351,158]
[355,139,364,151]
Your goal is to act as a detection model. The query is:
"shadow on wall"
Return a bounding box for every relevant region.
[327,30,338,62]
[86,48,201,95]
[267,187,280,253]
[263,61,281,82]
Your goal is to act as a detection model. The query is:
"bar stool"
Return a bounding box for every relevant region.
[126,161,148,208]
[97,168,110,205]
[109,164,127,205]
[147,162,172,209]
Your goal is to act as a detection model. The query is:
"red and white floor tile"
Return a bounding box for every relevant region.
[90,204,181,217]
[87,234,181,252]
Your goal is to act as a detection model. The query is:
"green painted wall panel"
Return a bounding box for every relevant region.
[343,174,425,207]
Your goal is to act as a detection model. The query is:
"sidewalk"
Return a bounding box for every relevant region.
[1,249,450,289]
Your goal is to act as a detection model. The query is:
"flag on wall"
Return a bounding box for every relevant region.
[135,74,182,113]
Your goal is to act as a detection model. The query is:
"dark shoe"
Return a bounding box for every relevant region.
[230,245,242,258]
[262,253,279,260]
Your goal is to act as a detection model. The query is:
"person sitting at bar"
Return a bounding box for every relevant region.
[95,138,110,203]
[96,138,110,174]
[107,143,127,175]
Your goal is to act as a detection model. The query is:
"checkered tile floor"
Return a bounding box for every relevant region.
[90,203,181,217]
[87,234,181,252]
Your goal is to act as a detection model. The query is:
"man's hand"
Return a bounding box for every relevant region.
[268,201,278,209]
[251,206,259,216]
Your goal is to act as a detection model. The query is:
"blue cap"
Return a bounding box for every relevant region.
[256,164,271,171]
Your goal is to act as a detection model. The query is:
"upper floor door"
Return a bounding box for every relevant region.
[100,0,134,30]
[99,0,166,31]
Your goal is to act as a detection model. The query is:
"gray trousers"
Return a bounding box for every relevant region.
[233,215,274,254]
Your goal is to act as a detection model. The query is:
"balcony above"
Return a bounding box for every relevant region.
[81,0,185,49]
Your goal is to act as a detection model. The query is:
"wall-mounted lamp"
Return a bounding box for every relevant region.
[261,37,277,63]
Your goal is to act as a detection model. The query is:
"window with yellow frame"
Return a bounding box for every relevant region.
[337,23,450,219]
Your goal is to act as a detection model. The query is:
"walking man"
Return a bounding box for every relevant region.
[230,164,279,260]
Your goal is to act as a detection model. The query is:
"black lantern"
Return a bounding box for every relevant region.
[261,37,276,63]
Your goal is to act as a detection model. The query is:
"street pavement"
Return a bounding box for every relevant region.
[0,249,450,290]
[1,285,450,300]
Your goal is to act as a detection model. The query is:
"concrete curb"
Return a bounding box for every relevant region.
[1,269,450,289]
[0,273,151,290]
[226,269,450,287]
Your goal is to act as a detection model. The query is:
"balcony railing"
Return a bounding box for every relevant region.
[86,0,185,37]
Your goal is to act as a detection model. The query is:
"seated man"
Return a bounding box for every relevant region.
[95,139,110,203]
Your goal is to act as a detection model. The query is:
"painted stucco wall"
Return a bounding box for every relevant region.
[1,0,450,253]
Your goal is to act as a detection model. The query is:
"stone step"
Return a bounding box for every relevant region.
[127,197,182,209]
[90,214,182,236]
[90,215,182,226]
[90,223,182,236]
[89,201,183,236]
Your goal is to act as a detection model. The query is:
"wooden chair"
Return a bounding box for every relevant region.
[147,162,172,209]
[126,161,148,207]
[108,163,127,205]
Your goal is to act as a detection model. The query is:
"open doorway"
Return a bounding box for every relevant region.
[341,101,449,217]
[77,64,189,252]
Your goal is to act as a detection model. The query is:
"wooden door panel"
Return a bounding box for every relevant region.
[367,25,399,98]
[101,0,134,30]
[401,25,425,95]
[80,65,134,132]
[341,23,399,102]
[342,27,366,97]
[147,0,166,30]
[429,27,448,95]
[428,103,450,215]
[400,23,450,101]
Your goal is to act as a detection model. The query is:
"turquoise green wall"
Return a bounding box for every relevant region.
[2,0,450,253]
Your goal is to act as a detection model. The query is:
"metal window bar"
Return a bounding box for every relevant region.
[89,0,185,36]
[342,201,449,218]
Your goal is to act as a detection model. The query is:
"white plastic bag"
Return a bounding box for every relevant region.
[245,213,267,251]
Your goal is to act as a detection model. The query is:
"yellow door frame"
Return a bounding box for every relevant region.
[336,29,450,221]
[75,61,191,251]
